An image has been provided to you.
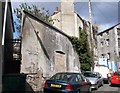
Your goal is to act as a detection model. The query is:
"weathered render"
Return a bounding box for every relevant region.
[97,23,120,69]
[52,0,98,59]
[21,10,80,91]
[52,0,84,38]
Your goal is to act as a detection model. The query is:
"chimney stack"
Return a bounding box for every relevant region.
[54,6,58,14]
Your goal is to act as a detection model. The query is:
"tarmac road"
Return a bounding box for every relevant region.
[92,84,120,93]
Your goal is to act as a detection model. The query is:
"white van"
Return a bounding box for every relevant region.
[94,65,110,83]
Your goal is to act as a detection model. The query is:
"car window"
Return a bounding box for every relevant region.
[50,73,73,82]
[114,72,120,76]
[83,72,98,78]
[75,74,84,82]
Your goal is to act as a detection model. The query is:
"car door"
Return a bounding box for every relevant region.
[97,73,103,86]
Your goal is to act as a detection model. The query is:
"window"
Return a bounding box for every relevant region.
[101,54,104,58]
[119,52,120,57]
[107,53,110,60]
[100,33,103,38]
[118,38,120,48]
[106,31,109,35]
[106,39,110,46]
[117,28,120,36]
[101,41,104,47]
[75,74,83,82]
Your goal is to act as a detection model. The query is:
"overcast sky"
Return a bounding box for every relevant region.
[12,0,120,37]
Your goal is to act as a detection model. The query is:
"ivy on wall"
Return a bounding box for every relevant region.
[69,29,93,71]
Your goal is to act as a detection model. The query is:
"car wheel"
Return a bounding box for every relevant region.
[101,81,104,86]
[96,84,98,90]
[76,90,80,93]
[108,81,112,86]
[88,87,91,93]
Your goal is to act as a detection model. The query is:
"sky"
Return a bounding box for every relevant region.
[11,0,120,38]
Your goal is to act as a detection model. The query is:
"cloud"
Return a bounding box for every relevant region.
[12,1,119,33]
[10,0,120,2]
[75,0,119,2]
[75,2,118,32]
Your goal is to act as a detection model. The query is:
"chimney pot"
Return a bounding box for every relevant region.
[54,5,58,14]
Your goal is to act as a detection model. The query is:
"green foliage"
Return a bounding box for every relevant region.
[69,29,93,71]
[14,3,53,32]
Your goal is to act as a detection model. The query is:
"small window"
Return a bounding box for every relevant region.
[106,31,109,35]
[118,38,120,48]
[106,39,110,46]
[117,28,120,36]
[101,54,104,58]
[119,52,120,57]
[101,41,104,47]
[107,53,110,60]
[99,34,103,38]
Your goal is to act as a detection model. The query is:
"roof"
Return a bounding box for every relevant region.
[74,11,84,23]
[97,23,120,35]
[23,10,70,39]
[52,10,85,23]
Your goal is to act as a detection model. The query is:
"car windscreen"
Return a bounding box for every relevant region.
[50,73,74,82]
[114,72,120,76]
[83,72,98,78]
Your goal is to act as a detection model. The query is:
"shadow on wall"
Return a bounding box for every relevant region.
[27,17,50,60]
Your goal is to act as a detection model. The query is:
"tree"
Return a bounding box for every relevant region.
[69,29,93,71]
[14,3,53,34]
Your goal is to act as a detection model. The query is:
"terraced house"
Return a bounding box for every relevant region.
[97,23,120,71]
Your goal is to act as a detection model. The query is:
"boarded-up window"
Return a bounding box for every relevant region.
[54,51,66,73]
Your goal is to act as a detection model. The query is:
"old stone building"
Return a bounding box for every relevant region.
[21,10,80,91]
[97,23,120,70]
[21,0,97,91]
[52,0,97,55]
[52,0,98,66]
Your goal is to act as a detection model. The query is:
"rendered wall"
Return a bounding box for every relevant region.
[21,11,80,91]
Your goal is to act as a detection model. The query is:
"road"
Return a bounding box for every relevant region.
[92,84,120,93]
[41,84,120,93]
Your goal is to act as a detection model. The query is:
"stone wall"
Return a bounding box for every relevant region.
[21,11,80,91]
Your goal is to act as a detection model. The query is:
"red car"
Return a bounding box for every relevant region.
[109,71,120,86]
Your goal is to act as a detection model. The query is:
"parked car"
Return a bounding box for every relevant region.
[109,71,120,86]
[44,72,91,93]
[83,71,104,90]
[94,65,110,83]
